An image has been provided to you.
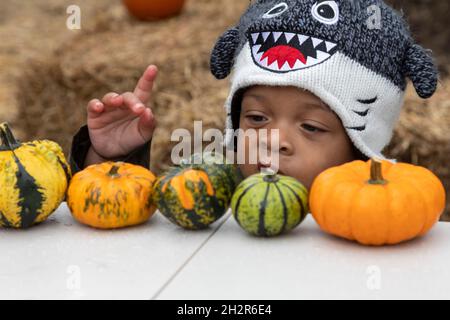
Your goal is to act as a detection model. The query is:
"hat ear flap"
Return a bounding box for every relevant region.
[210,27,241,80]
[403,44,439,99]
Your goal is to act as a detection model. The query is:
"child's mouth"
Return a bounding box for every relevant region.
[249,31,338,72]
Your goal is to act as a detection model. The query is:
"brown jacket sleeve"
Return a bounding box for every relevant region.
[68,125,152,175]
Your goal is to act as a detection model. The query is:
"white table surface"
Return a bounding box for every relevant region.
[1,202,449,300]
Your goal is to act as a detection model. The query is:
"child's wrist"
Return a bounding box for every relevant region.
[90,145,126,162]
[84,146,122,168]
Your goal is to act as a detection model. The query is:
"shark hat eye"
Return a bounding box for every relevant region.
[263,2,289,19]
[311,1,339,25]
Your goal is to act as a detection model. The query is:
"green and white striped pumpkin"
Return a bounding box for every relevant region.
[231,172,309,237]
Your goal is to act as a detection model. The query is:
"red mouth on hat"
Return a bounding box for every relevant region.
[249,31,338,72]
[261,45,307,69]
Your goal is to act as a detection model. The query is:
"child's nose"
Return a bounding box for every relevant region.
[279,139,294,156]
[267,129,294,156]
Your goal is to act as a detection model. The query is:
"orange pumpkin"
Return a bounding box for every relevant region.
[310,159,446,246]
[122,0,186,20]
[67,162,157,229]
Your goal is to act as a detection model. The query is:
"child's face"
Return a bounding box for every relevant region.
[238,85,356,190]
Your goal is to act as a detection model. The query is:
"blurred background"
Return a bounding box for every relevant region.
[0,0,448,218]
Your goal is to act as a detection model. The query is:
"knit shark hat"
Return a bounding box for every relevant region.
[210,0,438,161]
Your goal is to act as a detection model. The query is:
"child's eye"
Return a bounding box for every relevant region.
[247,115,267,123]
[301,123,326,133]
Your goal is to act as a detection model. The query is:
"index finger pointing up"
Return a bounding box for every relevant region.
[134,65,158,105]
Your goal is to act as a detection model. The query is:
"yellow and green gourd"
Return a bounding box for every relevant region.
[0,122,71,228]
[231,172,309,237]
[153,153,238,230]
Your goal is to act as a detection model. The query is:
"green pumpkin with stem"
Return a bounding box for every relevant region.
[231,171,309,237]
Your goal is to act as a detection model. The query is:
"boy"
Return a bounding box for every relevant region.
[69,0,438,190]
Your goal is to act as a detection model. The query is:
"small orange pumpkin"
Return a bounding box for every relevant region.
[67,162,157,229]
[310,159,446,246]
[122,0,186,20]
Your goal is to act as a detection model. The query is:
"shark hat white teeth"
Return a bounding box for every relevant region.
[249,31,337,73]
[210,0,438,160]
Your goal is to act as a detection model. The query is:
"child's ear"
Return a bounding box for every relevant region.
[403,44,439,99]
[210,27,241,79]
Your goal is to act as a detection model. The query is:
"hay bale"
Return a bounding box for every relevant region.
[15,0,247,174]
[384,81,450,220]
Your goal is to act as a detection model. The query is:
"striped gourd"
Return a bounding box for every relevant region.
[231,172,309,237]
[153,162,235,230]
[0,122,71,228]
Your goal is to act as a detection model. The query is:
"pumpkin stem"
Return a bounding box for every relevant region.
[0,122,20,149]
[108,163,122,177]
[368,159,387,185]
[262,168,280,183]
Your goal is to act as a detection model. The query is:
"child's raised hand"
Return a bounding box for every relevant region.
[86,65,158,160]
